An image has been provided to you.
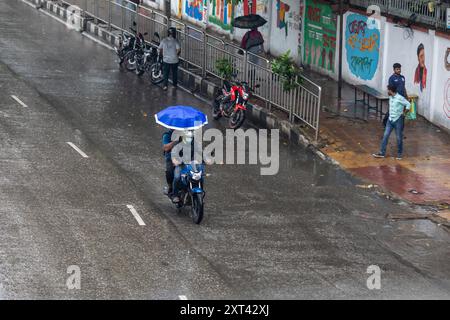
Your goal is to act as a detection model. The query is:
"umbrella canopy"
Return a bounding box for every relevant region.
[155,105,208,130]
[232,14,267,29]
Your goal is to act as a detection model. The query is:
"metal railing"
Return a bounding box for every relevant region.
[52,0,322,140]
[350,0,450,29]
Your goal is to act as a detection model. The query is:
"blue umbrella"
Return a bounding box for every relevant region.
[155,105,208,130]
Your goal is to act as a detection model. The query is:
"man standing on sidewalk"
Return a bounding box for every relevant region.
[373,85,411,160]
[158,27,181,91]
[384,63,408,126]
[388,63,407,98]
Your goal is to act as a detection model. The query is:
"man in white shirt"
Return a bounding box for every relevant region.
[158,27,181,91]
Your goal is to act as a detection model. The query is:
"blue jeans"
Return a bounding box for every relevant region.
[380,115,405,157]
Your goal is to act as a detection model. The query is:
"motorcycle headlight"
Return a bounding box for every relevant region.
[242,92,249,100]
[191,171,202,181]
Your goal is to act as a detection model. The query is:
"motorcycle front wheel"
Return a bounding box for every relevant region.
[150,62,164,84]
[190,193,204,224]
[229,109,246,130]
[124,52,137,71]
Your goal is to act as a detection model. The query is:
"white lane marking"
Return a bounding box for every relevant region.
[179,295,188,300]
[66,142,89,158]
[127,205,146,226]
[81,32,115,51]
[11,95,28,108]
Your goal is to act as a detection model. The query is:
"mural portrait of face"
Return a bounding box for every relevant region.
[414,43,427,92]
[418,43,425,68]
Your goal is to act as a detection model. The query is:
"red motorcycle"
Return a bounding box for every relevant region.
[212,79,259,129]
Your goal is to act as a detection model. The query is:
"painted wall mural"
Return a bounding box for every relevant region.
[276,0,290,37]
[413,43,427,92]
[185,0,204,21]
[304,0,336,72]
[209,0,233,31]
[345,13,380,80]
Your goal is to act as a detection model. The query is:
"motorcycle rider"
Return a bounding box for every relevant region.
[162,130,201,203]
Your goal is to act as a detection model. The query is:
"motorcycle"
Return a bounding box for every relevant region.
[114,22,139,66]
[172,161,206,224]
[134,32,161,78]
[212,78,259,129]
[149,50,164,85]
[123,29,148,72]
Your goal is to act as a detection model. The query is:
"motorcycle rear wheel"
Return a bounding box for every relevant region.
[190,193,204,224]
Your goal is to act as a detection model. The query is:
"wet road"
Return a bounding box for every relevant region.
[1,0,450,299]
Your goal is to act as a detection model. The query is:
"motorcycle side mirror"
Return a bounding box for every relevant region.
[144,32,148,36]
[154,32,160,39]
[254,84,261,88]
[132,21,137,26]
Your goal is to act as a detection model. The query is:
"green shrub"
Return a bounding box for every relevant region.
[271,50,302,92]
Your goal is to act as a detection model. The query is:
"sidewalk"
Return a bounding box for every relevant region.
[304,70,450,208]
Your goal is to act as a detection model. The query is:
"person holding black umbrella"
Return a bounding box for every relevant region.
[241,26,265,62]
[233,14,267,65]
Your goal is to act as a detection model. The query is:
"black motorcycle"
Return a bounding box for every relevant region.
[134,32,164,86]
[123,29,147,72]
[115,22,139,66]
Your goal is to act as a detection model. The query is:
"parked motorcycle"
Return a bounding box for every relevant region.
[172,161,206,224]
[134,32,160,77]
[212,78,259,129]
[123,30,147,72]
[114,22,139,66]
[149,50,164,84]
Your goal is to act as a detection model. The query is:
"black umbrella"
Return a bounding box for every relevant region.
[232,14,267,29]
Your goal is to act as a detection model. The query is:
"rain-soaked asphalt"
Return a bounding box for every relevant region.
[0,0,450,299]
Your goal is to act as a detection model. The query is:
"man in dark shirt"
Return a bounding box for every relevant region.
[388,63,407,98]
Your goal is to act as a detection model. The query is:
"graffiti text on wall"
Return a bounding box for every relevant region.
[304,0,336,72]
[345,13,380,81]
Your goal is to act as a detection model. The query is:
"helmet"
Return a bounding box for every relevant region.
[168,27,176,38]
